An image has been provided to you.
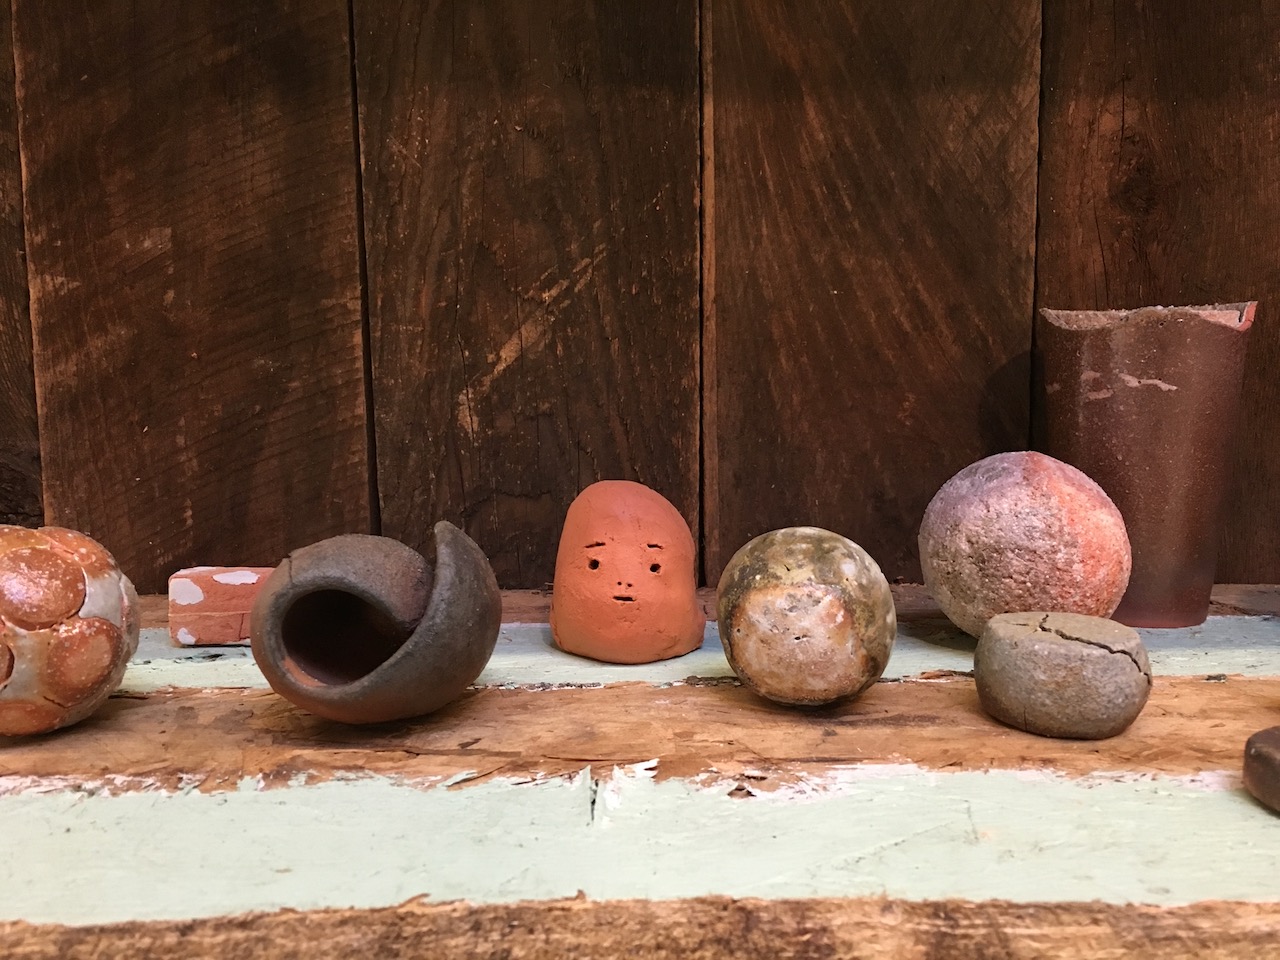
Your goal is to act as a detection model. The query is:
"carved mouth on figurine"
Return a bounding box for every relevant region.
[613,595,636,603]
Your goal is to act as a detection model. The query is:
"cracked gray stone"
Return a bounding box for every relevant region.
[974,611,1152,740]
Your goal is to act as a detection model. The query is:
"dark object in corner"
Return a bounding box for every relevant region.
[1244,726,1280,814]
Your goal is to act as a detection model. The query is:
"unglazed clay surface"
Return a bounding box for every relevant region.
[0,525,139,735]
[251,523,502,724]
[717,527,895,705]
[975,612,1152,740]
[918,452,1131,638]
[1037,303,1255,628]
[551,481,703,664]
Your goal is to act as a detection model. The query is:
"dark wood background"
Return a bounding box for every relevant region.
[0,0,1275,592]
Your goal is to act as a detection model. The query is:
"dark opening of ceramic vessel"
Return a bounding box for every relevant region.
[281,589,411,686]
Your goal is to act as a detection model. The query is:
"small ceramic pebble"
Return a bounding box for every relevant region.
[1244,727,1280,814]
[919,451,1132,638]
[975,612,1151,739]
[717,526,895,706]
[0,525,140,736]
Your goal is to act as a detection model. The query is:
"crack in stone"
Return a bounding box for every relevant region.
[1035,614,1151,684]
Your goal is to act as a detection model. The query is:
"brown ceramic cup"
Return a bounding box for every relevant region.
[250,522,501,723]
[1035,303,1255,627]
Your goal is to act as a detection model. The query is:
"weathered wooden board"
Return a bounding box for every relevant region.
[5,897,1280,960]
[356,1,701,588]
[4,594,1280,951]
[703,0,1040,583]
[0,3,37,527]
[1036,0,1280,582]
[1,675,1269,789]
[12,0,370,591]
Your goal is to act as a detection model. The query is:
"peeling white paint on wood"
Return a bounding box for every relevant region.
[121,616,1280,694]
[1,764,1277,926]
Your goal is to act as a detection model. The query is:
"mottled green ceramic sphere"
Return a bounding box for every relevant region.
[717,527,895,706]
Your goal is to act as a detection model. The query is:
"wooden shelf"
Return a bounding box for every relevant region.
[2,587,1280,957]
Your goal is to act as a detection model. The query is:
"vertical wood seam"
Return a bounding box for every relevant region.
[8,0,41,525]
[1028,0,1048,451]
[347,0,380,534]
[698,0,716,587]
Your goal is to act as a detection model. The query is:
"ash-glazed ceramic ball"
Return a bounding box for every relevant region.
[0,526,139,736]
[717,527,895,706]
[918,452,1131,638]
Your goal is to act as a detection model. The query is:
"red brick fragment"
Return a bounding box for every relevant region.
[168,567,274,646]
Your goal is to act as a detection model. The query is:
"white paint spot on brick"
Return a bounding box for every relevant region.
[169,578,205,605]
[176,628,198,646]
[213,570,261,586]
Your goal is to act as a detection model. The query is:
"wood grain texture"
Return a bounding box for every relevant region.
[0,2,37,526]
[5,896,1280,960]
[12,0,369,592]
[356,1,700,589]
[704,0,1040,583]
[1,675,1267,791]
[1036,0,1280,582]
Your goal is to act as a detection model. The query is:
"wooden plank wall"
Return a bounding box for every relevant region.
[702,0,1040,583]
[354,0,700,588]
[11,1,370,592]
[0,1,1276,589]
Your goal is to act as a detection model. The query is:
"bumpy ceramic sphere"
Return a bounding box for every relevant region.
[975,612,1151,739]
[717,527,896,706]
[0,525,139,735]
[918,452,1131,638]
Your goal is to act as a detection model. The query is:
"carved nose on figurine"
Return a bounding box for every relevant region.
[250,522,501,724]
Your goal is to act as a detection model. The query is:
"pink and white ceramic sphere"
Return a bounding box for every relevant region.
[918,452,1131,638]
[0,526,139,735]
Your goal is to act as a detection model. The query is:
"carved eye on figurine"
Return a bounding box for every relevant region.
[551,481,704,664]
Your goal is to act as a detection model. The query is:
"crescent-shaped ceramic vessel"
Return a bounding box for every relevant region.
[250,522,501,724]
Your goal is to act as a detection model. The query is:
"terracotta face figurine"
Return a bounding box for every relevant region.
[551,481,704,664]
